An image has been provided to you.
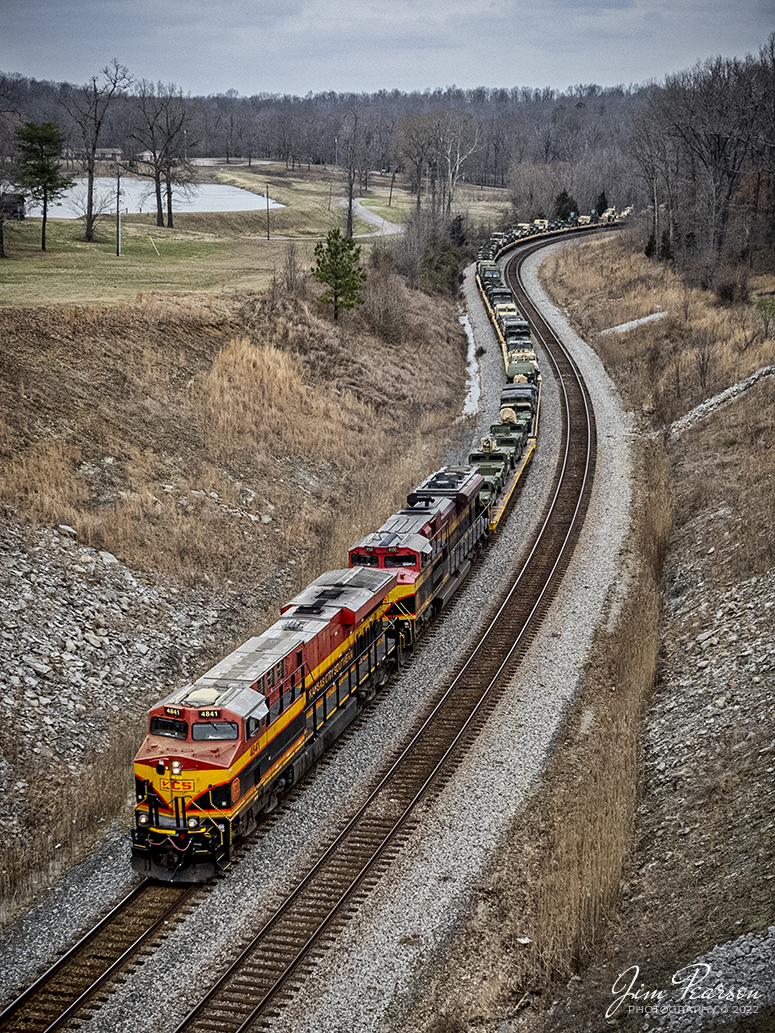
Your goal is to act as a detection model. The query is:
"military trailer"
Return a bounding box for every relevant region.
[506,359,540,385]
[467,439,510,502]
[488,421,528,465]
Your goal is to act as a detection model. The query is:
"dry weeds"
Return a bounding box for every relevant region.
[506,442,671,989]
[0,284,466,593]
[671,378,775,577]
[0,723,145,928]
[542,229,775,579]
[402,437,671,1033]
[542,229,775,424]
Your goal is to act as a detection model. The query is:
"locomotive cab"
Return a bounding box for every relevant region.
[132,568,400,883]
[132,702,249,881]
[349,546,423,571]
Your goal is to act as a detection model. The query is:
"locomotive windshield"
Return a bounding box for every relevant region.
[350,552,378,567]
[192,720,239,741]
[150,716,188,739]
[383,553,417,567]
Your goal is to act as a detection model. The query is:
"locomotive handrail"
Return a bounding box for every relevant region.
[5,221,607,1033]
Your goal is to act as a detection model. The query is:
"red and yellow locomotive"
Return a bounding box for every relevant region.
[130,466,489,881]
[132,566,400,880]
[348,466,488,641]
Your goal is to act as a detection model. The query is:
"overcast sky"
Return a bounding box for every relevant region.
[2,0,774,97]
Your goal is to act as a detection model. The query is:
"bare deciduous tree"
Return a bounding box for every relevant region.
[129,80,194,228]
[60,60,132,242]
[398,112,437,211]
[692,327,717,393]
[437,109,479,213]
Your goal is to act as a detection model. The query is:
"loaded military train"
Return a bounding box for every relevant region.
[129,223,562,881]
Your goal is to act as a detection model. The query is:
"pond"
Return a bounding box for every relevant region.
[28,178,284,219]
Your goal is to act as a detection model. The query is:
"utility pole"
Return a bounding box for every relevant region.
[266,182,270,240]
[115,163,122,256]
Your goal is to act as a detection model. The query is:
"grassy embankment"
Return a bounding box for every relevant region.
[359,181,511,233]
[0,163,501,920]
[409,225,775,1033]
[0,163,508,308]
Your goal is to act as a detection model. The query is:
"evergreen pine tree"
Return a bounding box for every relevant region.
[554,189,579,221]
[313,229,367,320]
[14,122,73,251]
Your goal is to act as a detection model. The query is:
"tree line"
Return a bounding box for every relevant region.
[2,37,775,277]
[629,39,775,276]
[0,68,639,237]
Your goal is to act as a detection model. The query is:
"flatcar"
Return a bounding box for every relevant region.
[467,441,511,504]
[130,225,555,883]
[131,467,491,881]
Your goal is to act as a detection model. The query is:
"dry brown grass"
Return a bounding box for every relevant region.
[0,277,468,920]
[0,442,88,529]
[0,724,144,928]
[542,230,775,424]
[542,229,775,578]
[0,284,466,595]
[195,336,375,456]
[402,442,673,1032]
[505,442,672,989]
[672,377,775,576]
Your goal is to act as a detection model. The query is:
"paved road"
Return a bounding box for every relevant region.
[339,196,403,236]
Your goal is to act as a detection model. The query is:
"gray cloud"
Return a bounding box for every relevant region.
[1,0,772,96]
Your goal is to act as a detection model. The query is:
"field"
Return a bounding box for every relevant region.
[0,164,513,307]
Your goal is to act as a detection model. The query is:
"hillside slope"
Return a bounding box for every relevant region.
[0,283,469,925]
[403,234,775,1033]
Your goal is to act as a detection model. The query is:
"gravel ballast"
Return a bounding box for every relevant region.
[0,242,635,1032]
[270,247,635,1033]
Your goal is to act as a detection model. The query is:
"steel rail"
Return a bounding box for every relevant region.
[0,880,149,1028]
[173,235,597,1033]
[0,881,199,1033]
[1,228,602,1033]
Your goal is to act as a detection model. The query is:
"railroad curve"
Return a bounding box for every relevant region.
[168,238,598,1033]
[0,229,634,1033]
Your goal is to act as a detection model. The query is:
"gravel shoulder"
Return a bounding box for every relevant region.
[269,246,635,1033]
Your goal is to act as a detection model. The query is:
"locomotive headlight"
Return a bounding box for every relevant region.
[138,813,150,825]
[171,760,182,775]
[187,817,198,829]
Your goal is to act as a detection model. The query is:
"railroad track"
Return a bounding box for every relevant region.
[0,880,199,1033]
[1,231,599,1033]
[0,792,314,1033]
[169,237,598,1033]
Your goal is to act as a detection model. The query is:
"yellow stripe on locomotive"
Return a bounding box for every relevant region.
[131,567,400,881]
